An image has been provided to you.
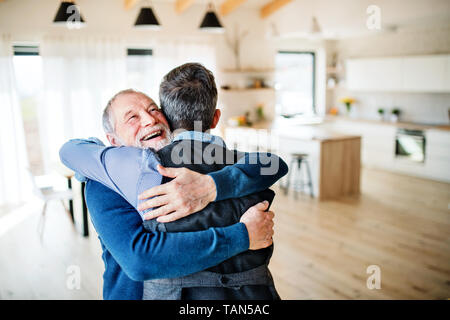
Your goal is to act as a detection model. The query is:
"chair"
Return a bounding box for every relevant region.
[281,153,314,198]
[27,169,74,239]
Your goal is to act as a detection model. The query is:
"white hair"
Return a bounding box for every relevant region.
[102,88,148,134]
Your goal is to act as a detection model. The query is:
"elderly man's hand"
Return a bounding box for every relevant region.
[138,165,217,222]
[240,201,275,250]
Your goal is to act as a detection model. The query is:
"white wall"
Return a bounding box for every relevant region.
[0,0,328,122]
[0,0,281,69]
[332,26,450,124]
[0,0,215,42]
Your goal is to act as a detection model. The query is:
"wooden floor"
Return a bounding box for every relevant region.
[271,167,450,299]
[0,167,449,299]
[0,201,104,299]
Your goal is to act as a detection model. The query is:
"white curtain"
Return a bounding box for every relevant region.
[39,36,127,173]
[0,34,32,206]
[150,40,216,104]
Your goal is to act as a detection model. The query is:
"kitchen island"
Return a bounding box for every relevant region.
[223,120,361,200]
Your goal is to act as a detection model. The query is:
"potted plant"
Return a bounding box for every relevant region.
[339,97,356,115]
[377,108,385,121]
[255,104,265,121]
[391,108,401,122]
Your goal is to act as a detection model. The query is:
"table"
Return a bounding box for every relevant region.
[54,164,89,237]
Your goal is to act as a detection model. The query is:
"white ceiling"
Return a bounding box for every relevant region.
[258,0,450,39]
[1,0,448,40]
[151,0,450,38]
[152,0,273,8]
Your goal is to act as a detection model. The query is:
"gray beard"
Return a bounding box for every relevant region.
[134,126,173,151]
[112,126,173,151]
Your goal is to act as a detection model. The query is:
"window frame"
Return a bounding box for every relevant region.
[276,50,316,115]
[127,48,153,56]
[13,45,40,56]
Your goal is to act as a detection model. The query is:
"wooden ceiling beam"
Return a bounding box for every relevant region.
[260,0,292,19]
[175,0,195,14]
[220,0,248,16]
[124,0,139,10]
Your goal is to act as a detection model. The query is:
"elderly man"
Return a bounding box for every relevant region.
[60,64,287,300]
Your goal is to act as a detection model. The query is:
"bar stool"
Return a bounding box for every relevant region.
[282,153,314,198]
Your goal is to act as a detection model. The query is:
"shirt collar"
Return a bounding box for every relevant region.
[173,130,226,147]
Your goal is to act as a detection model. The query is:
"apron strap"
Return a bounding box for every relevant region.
[143,265,274,300]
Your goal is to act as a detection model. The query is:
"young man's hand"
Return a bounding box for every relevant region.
[138,165,217,222]
[240,201,275,250]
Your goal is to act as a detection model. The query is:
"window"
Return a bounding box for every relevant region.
[126,48,157,98]
[275,51,315,116]
[12,45,44,175]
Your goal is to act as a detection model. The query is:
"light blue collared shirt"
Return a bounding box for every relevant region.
[173,131,226,147]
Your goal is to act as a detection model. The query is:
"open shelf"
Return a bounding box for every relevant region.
[220,68,275,74]
[219,87,275,92]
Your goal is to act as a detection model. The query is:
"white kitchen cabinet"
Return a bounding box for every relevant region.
[346,59,370,91]
[445,55,450,91]
[346,58,403,91]
[403,55,447,92]
[425,129,450,182]
[327,118,450,183]
[346,54,450,93]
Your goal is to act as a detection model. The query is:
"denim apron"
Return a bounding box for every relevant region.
[143,265,278,300]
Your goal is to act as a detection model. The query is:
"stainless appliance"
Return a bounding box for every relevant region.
[395,129,426,163]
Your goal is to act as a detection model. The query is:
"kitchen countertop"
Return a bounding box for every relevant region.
[224,120,361,143]
[272,122,360,142]
[325,115,450,131]
[224,116,450,134]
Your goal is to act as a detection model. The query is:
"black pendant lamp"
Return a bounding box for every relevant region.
[53,1,85,28]
[134,7,161,30]
[199,3,224,33]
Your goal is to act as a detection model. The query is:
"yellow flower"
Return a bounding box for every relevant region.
[339,97,355,104]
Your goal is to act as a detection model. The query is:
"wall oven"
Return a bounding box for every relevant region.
[395,128,426,163]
